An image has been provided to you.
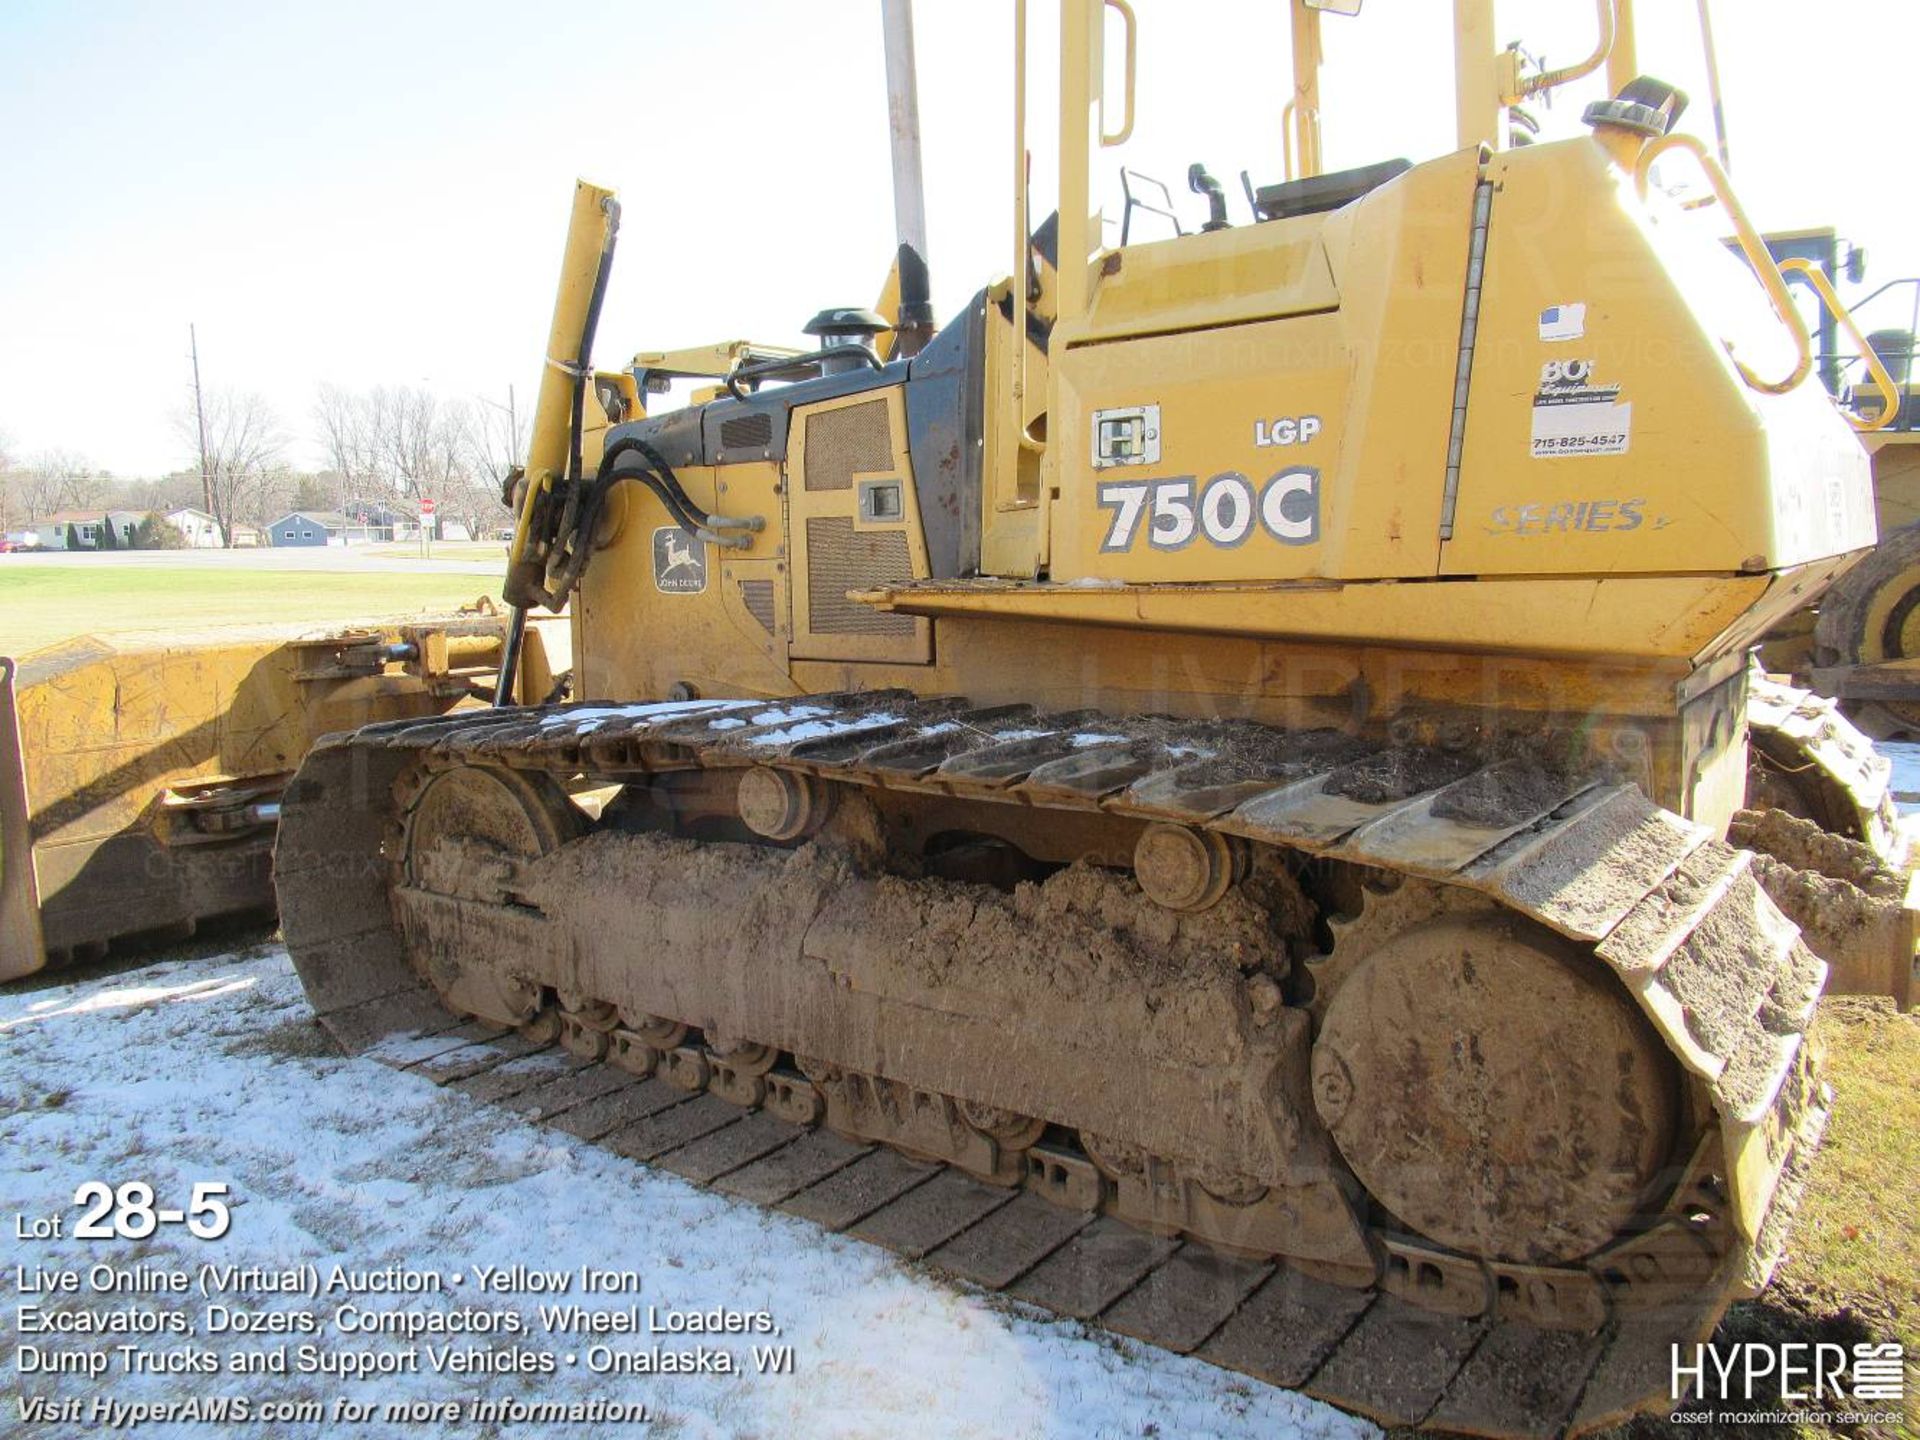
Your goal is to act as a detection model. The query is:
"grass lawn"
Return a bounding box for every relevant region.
[0,567,497,654]
[1601,996,1919,1440]
[1783,998,1920,1357]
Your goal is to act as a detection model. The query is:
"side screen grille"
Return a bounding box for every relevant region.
[739,578,777,634]
[719,411,773,451]
[803,399,893,492]
[805,517,914,635]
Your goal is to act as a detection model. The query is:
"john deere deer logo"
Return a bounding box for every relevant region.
[652,527,707,594]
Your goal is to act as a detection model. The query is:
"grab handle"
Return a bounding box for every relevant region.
[1507,0,1616,102]
[1101,0,1136,146]
[1635,132,1812,395]
[1778,258,1902,433]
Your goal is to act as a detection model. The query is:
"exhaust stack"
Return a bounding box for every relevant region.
[882,0,934,355]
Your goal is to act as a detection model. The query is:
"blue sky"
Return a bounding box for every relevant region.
[3,0,1917,476]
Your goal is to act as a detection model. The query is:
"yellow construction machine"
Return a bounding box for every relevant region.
[0,608,569,981]
[1749,246,1920,735]
[1812,388,1920,729]
[276,1,1912,1433]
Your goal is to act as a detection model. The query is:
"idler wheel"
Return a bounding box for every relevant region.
[399,764,579,1029]
[1311,912,1678,1264]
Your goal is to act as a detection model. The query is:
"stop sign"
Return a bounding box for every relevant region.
[420,498,437,516]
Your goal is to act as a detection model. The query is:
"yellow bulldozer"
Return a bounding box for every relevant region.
[272,0,1918,1432]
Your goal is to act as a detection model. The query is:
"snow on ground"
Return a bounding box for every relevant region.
[1881,739,1920,813]
[1876,740,1920,861]
[0,950,1376,1440]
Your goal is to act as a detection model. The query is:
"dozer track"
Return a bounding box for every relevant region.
[1747,667,1905,866]
[277,693,1833,1437]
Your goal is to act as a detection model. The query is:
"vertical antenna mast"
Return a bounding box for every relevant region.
[1696,0,1731,170]
[189,324,216,543]
[1288,2,1324,179]
[881,0,934,356]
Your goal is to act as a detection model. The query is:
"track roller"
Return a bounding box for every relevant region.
[736,766,831,841]
[1133,823,1242,912]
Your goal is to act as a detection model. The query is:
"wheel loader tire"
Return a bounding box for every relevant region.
[1812,520,1920,736]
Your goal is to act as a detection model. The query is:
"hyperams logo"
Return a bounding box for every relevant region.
[1098,469,1319,553]
[1668,1341,1906,1427]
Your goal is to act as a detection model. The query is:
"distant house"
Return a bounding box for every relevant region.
[33,510,146,550]
[345,499,469,543]
[267,511,348,546]
[344,503,408,542]
[163,506,224,548]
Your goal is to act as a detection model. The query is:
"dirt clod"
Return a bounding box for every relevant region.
[1728,807,1906,898]
[1324,748,1478,805]
[1431,762,1573,828]
[1731,809,1914,1005]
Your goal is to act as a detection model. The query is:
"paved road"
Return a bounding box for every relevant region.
[1,543,505,576]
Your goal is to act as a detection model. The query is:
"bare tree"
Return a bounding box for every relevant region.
[15,449,100,519]
[173,393,285,546]
[371,385,448,500]
[313,383,381,511]
[464,390,525,498]
[455,391,526,540]
[306,382,520,542]
[60,452,106,510]
[419,395,468,503]
[11,462,55,526]
[0,429,14,534]
[141,470,217,515]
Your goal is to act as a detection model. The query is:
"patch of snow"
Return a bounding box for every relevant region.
[745,705,832,728]
[1,973,259,1030]
[708,717,747,731]
[916,721,962,738]
[0,952,1374,1440]
[537,700,756,732]
[748,714,902,748]
[987,728,1053,744]
[1069,733,1129,749]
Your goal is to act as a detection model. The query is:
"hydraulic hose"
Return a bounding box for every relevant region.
[534,435,749,613]
[498,193,621,700]
[567,199,623,490]
[491,605,527,708]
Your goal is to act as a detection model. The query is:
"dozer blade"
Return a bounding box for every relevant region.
[0,658,43,979]
[0,609,569,981]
